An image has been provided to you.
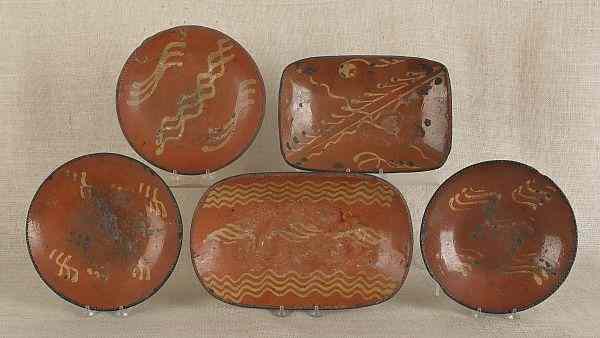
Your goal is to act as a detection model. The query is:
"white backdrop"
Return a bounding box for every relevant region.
[2,1,599,337]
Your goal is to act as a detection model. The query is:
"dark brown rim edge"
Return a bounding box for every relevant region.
[276,55,452,174]
[419,159,578,314]
[115,25,267,176]
[189,171,413,310]
[25,152,184,312]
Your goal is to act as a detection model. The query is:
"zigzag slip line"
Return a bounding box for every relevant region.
[211,288,392,302]
[204,276,397,292]
[205,282,396,298]
[204,192,393,204]
[203,269,393,283]
[203,198,391,208]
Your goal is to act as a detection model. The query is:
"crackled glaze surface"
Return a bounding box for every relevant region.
[190,173,412,309]
[421,161,577,313]
[27,153,182,310]
[279,56,451,172]
[117,26,265,174]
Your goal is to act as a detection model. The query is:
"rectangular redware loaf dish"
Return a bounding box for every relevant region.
[190,172,413,309]
[279,56,451,173]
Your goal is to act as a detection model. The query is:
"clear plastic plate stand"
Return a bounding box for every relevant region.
[272,305,291,318]
[376,168,387,180]
[472,307,518,320]
[83,305,129,318]
[271,305,324,318]
[432,282,519,320]
[112,306,129,318]
[85,306,96,317]
[167,169,217,188]
[306,305,322,318]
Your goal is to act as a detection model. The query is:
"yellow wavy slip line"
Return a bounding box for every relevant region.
[206,224,251,243]
[289,223,321,234]
[204,269,392,284]
[203,196,392,208]
[333,228,384,246]
[511,188,539,210]
[204,223,323,244]
[449,196,490,211]
[127,41,186,106]
[448,187,501,211]
[515,186,541,202]
[205,275,396,291]
[305,129,358,160]
[219,182,392,190]
[290,69,442,161]
[206,281,396,296]
[207,186,393,196]
[340,58,406,69]
[201,79,257,152]
[205,183,394,199]
[208,284,395,302]
[308,76,353,106]
[512,179,556,211]
[204,190,393,203]
[155,39,234,155]
[206,189,394,201]
[462,187,498,199]
[203,269,398,301]
[408,144,433,162]
[272,228,319,242]
[353,152,417,170]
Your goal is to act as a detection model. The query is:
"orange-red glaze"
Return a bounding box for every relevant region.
[191,173,412,309]
[27,153,182,310]
[117,26,265,174]
[279,56,451,172]
[421,161,577,313]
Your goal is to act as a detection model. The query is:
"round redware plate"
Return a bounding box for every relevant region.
[27,153,182,311]
[421,160,577,313]
[116,26,266,174]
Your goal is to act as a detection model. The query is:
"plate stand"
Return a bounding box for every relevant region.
[270,305,324,318]
[431,283,520,320]
[306,305,322,318]
[166,169,217,188]
[271,305,291,318]
[83,305,129,318]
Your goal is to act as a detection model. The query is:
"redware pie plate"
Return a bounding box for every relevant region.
[26,153,182,311]
[117,25,266,174]
[420,160,577,314]
[190,172,413,310]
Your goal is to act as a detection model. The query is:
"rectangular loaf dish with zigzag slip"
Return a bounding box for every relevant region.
[190,172,413,309]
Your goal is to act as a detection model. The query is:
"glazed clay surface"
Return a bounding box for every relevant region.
[421,161,577,313]
[190,173,412,309]
[279,56,451,172]
[117,26,265,174]
[27,153,182,310]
